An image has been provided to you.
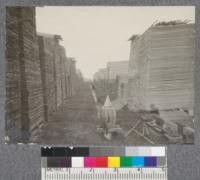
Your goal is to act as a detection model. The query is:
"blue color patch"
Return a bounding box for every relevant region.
[132,157,144,167]
[144,157,157,167]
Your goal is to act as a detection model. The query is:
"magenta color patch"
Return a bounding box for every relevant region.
[84,157,96,167]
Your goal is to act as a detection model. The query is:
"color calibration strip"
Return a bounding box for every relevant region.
[41,146,165,157]
[41,147,167,180]
[43,156,163,168]
[41,147,166,168]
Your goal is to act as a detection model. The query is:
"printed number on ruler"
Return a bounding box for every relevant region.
[41,167,167,180]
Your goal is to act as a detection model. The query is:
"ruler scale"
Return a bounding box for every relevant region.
[41,147,167,180]
[42,168,167,180]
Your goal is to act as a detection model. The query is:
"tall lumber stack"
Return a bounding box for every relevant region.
[128,32,150,110]
[117,74,129,102]
[54,47,62,107]
[148,24,194,110]
[6,7,22,141]
[60,46,68,101]
[128,23,195,111]
[127,73,143,110]
[6,7,45,141]
[38,33,74,122]
[22,8,44,135]
[64,57,71,97]
[67,58,77,96]
[6,7,81,142]
[38,34,58,122]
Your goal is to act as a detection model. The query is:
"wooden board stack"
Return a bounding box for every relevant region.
[6,8,22,140]
[128,23,195,112]
[21,8,45,136]
[6,7,45,141]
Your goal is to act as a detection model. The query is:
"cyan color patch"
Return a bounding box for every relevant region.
[132,157,144,167]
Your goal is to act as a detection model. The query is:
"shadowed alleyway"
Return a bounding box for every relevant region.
[33,82,168,145]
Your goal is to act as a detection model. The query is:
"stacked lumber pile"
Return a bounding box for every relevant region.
[159,110,194,128]
[128,33,150,110]
[6,7,45,141]
[54,52,62,107]
[127,74,143,110]
[59,46,68,101]
[147,23,195,110]
[64,57,72,97]
[128,23,195,111]
[38,33,75,122]
[117,74,129,101]
[38,33,68,108]
[6,8,22,140]
[67,58,77,96]
[160,110,194,143]
[6,7,81,142]
[38,34,58,121]
[18,8,45,137]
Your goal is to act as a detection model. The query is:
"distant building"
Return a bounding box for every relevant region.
[93,68,108,81]
[107,61,129,81]
[93,61,129,103]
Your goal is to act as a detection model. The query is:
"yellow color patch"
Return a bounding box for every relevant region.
[108,157,120,168]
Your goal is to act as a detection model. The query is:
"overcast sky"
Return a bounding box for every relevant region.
[36,6,195,79]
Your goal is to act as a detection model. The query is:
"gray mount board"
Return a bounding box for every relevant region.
[0,1,200,180]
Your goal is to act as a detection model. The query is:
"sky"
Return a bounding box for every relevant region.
[36,6,195,79]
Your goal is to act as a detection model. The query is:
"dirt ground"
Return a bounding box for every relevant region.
[33,82,169,145]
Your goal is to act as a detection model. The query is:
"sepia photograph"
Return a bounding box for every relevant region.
[5,6,195,145]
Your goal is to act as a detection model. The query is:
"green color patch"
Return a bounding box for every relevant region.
[120,156,132,167]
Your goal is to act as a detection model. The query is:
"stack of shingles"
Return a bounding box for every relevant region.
[147,24,195,111]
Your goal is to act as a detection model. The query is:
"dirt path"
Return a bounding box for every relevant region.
[33,82,168,145]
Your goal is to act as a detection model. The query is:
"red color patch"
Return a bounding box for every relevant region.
[96,157,108,167]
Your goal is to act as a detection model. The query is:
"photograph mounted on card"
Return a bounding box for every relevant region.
[5,6,195,144]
